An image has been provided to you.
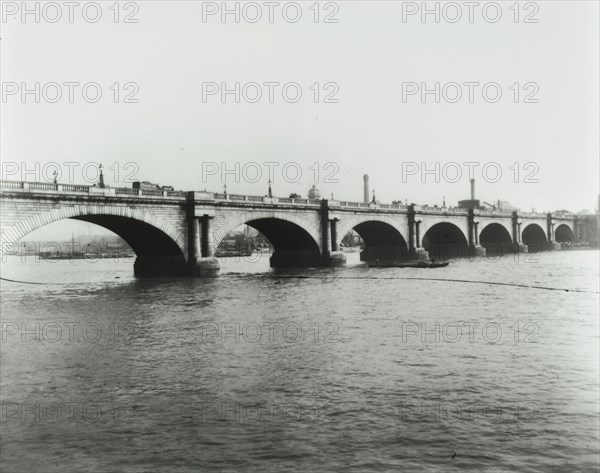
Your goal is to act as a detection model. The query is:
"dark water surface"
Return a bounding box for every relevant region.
[1,251,598,472]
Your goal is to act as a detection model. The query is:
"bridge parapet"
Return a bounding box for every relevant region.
[477,209,514,217]
[552,214,575,221]
[334,201,410,212]
[417,205,469,215]
[338,201,372,209]
[377,203,409,211]
[519,212,549,219]
[3,180,335,207]
[211,193,322,206]
[0,180,188,200]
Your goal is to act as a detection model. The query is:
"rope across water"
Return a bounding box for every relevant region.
[1,275,597,294]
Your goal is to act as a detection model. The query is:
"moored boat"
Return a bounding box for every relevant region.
[215,248,253,258]
[368,260,449,268]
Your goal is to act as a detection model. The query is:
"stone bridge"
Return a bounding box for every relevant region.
[0,180,582,276]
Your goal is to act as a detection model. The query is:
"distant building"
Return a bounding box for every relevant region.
[576,214,599,247]
[496,200,520,211]
[458,199,481,210]
[554,209,573,217]
[308,185,321,200]
[573,197,599,247]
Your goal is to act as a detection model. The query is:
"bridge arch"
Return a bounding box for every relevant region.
[352,220,408,249]
[521,223,547,253]
[335,215,408,249]
[0,204,188,275]
[211,211,322,267]
[422,222,469,259]
[479,222,513,257]
[354,220,408,262]
[555,223,575,243]
[335,215,409,263]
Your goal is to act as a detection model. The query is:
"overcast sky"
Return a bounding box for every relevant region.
[1,1,598,239]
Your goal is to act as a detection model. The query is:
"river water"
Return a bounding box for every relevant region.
[1,250,598,472]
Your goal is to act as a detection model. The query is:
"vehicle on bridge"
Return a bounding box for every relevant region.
[132,181,175,191]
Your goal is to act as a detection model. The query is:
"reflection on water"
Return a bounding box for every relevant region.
[0,251,598,472]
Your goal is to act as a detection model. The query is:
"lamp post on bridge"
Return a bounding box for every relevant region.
[98,164,105,189]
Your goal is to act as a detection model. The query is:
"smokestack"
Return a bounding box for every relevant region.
[470,178,475,200]
[363,174,369,204]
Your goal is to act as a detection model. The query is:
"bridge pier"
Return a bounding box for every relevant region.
[512,242,528,254]
[467,210,486,258]
[507,212,529,255]
[545,214,562,251]
[325,217,346,267]
[325,251,347,267]
[469,244,486,258]
[405,207,429,261]
[188,257,220,277]
[409,247,430,261]
[186,193,221,277]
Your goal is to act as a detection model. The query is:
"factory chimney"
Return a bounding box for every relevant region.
[470,178,475,200]
[363,175,370,204]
